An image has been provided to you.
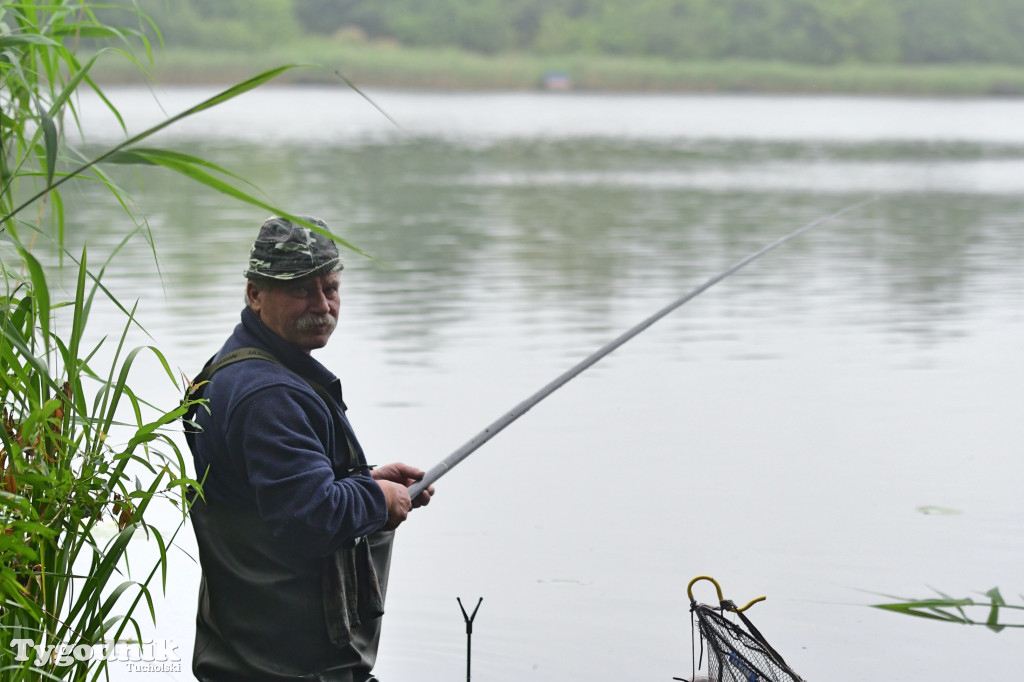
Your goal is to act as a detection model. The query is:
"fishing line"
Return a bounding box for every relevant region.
[408,197,876,499]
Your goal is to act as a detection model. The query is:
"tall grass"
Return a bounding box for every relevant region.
[0,1,361,679]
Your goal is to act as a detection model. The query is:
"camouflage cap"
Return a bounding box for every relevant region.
[244,216,344,281]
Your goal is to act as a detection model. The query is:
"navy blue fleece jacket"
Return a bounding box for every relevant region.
[191,306,387,557]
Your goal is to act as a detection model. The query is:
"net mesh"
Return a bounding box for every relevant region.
[688,602,806,682]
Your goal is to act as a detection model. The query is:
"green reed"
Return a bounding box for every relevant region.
[0,1,367,679]
[89,40,1024,96]
[873,587,1024,632]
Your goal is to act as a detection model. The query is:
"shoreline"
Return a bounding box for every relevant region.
[88,43,1024,98]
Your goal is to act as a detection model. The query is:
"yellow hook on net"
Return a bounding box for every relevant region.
[687,575,766,613]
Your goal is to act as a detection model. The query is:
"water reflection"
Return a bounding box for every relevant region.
[57,133,1024,363]
[39,90,1024,681]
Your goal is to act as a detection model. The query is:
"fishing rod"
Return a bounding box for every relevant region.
[408,198,876,499]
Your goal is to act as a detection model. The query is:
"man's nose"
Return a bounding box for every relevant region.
[309,288,330,312]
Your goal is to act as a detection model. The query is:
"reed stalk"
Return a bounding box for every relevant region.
[0,2,362,678]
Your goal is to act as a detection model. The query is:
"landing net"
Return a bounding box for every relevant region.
[679,576,806,682]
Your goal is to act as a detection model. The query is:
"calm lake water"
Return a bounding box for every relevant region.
[57,87,1024,681]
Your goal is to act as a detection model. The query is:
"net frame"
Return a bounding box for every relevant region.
[679,576,806,682]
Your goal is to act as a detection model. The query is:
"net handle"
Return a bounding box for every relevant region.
[687,575,766,613]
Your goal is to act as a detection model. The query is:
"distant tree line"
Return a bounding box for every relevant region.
[113,0,1024,65]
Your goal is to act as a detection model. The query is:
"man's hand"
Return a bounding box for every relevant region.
[375,480,412,531]
[373,463,435,530]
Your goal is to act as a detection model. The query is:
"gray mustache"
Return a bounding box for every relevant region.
[296,314,337,333]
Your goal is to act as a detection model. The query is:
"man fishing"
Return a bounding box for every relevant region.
[186,215,433,682]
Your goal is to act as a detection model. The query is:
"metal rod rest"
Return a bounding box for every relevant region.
[458,597,483,682]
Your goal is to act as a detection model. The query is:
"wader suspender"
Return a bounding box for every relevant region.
[185,347,368,477]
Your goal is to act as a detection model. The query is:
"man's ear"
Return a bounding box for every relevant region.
[247,281,263,313]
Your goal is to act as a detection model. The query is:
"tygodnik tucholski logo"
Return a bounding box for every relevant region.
[9,637,181,672]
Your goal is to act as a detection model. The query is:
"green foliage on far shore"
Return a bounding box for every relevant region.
[83,0,1024,94]
[103,0,1024,68]
[88,41,1024,96]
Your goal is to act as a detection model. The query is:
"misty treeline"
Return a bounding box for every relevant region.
[111,0,1024,66]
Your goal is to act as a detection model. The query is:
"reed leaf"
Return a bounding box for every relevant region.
[0,64,307,229]
[17,248,50,347]
[872,588,1024,632]
[61,525,136,634]
[0,3,377,679]
[36,103,57,189]
[985,587,1007,633]
[105,146,261,191]
[0,34,59,48]
[49,25,125,40]
[105,147,374,256]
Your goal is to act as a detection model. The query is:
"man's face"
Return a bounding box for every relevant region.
[247,273,340,353]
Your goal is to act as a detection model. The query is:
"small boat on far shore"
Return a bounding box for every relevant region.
[540,71,573,90]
